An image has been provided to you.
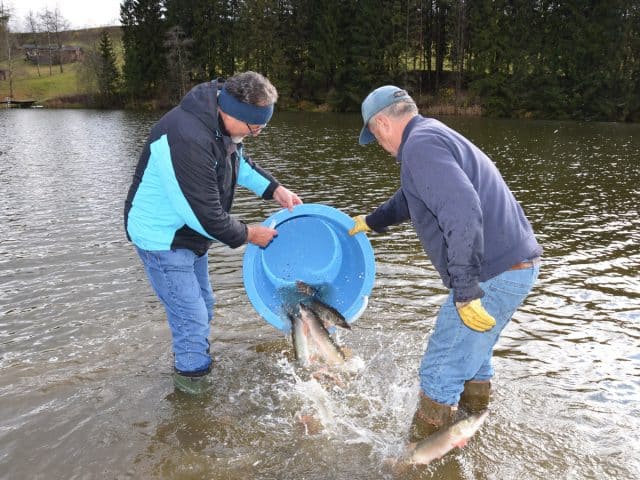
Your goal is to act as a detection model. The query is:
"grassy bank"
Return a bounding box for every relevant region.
[1,26,482,114]
[0,61,84,104]
[2,62,483,113]
[1,26,122,107]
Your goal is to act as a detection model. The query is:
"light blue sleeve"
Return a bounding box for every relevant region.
[237,152,271,197]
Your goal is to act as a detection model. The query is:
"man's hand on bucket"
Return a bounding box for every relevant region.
[349,215,371,235]
[273,185,303,212]
[247,224,278,248]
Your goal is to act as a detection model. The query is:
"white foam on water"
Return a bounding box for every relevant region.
[275,330,422,465]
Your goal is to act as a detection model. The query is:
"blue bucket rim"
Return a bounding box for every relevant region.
[242,203,375,331]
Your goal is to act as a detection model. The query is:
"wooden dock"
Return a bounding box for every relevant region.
[1,98,37,108]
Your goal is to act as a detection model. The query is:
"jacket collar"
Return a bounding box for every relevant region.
[180,82,239,154]
[397,115,423,163]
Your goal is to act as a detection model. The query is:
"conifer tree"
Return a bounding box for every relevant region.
[120,0,167,102]
[97,29,120,106]
[117,0,640,120]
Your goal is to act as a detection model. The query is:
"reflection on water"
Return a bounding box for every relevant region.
[0,109,639,479]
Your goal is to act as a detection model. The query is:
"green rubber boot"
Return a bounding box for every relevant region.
[173,371,213,395]
[459,380,491,413]
[409,392,457,442]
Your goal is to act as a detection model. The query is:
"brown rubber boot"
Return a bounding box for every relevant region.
[459,380,491,413]
[409,392,457,442]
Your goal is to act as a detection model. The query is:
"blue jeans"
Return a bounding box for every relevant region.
[419,264,540,405]
[135,247,215,375]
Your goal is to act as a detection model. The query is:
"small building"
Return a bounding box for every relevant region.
[21,44,85,65]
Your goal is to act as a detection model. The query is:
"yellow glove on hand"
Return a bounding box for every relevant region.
[349,215,371,236]
[456,299,496,332]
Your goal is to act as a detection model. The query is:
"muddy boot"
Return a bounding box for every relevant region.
[459,380,491,413]
[173,371,213,395]
[409,392,457,442]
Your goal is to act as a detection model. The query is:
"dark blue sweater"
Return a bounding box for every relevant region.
[366,116,542,303]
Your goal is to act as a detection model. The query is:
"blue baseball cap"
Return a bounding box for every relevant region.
[359,85,412,145]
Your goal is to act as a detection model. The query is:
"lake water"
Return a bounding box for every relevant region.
[0,108,638,480]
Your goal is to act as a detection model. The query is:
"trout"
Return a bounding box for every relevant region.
[288,305,312,368]
[295,280,350,330]
[288,302,346,367]
[407,410,489,465]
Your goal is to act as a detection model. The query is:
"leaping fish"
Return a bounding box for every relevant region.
[295,280,351,330]
[287,302,346,367]
[406,410,489,465]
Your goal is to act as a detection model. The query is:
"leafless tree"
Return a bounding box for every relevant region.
[0,0,14,100]
[164,26,193,102]
[38,9,53,75]
[40,7,69,74]
[25,10,41,77]
[76,45,98,103]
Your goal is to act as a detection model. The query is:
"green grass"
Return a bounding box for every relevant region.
[0,61,84,101]
[1,27,123,104]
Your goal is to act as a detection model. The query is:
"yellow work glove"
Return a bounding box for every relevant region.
[456,299,496,332]
[348,215,371,236]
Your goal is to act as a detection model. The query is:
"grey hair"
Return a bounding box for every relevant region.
[224,71,278,106]
[376,99,418,119]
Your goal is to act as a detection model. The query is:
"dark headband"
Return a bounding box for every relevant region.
[218,86,274,125]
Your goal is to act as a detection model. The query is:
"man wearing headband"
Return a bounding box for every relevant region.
[350,85,541,443]
[124,71,302,394]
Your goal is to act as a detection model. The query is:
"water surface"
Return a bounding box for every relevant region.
[1,109,638,479]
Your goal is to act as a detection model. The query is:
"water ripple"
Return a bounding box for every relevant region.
[1,110,639,479]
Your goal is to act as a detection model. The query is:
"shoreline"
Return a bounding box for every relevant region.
[2,96,485,117]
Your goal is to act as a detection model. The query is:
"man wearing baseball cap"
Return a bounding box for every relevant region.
[349,85,542,441]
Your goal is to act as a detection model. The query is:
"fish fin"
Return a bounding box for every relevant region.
[335,318,351,329]
[312,369,343,386]
[342,346,354,360]
[297,414,323,435]
[453,438,469,448]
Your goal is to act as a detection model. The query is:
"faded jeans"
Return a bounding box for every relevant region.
[135,247,215,375]
[420,263,541,405]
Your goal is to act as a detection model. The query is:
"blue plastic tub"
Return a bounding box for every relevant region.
[242,204,376,331]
